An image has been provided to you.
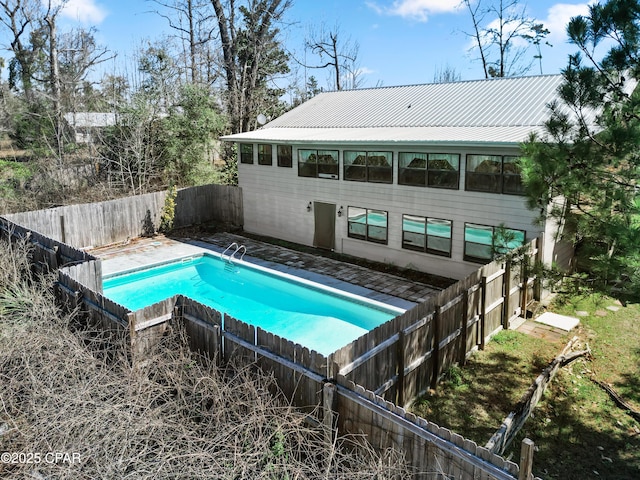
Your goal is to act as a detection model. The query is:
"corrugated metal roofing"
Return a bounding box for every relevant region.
[222,75,593,145]
[223,126,548,145]
[63,112,116,128]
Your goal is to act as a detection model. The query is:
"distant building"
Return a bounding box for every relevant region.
[64,112,116,144]
[222,75,578,280]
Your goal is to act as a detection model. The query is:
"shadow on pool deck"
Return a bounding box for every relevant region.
[89,232,445,309]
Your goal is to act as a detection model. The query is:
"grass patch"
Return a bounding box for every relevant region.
[506,295,640,479]
[412,329,560,441]
[0,159,33,200]
[411,294,640,479]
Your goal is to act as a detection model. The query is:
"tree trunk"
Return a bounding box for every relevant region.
[45,11,63,161]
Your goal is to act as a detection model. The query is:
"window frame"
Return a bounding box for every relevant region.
[463,223,526,263]
[502,155,525,194]
[347,206,388,245]
[257,144,273,166]
[277,145,292,168]
[398,152,460,189]
[298,149,339,179]
[402,214,452,257]
[343,150,393,184]
[465,154,524,195]
[240,143,253,164]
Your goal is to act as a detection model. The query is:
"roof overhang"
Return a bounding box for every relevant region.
[221,126,547,148]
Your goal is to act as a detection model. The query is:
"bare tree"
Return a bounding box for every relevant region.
[149,0,216,84]
[210,0,291,133]
[43,0,66,159]
[0,0,40,99]
[58,28,114,112]
[304,22,360,91]
[462,0,491,78]
[461,0,549,78]
[100,74,129,110]
[98,96,165,194]
[433,64,462,83]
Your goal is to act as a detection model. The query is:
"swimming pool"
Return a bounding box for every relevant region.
[102,254,404,355]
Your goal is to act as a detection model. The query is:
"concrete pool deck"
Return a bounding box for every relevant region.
[90,232,443,311]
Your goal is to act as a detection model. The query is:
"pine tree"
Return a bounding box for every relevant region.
[520,0,640,296]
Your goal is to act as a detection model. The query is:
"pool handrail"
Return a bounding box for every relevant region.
[221,242,239,261]
[221,242,247,265]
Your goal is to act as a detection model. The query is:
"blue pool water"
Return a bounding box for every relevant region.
[103,254,404,355]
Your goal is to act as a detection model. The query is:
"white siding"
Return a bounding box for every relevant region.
[542,197,575,272]
[239,144,549,280]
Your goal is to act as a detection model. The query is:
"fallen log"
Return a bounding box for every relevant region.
[593,379,640,422]
[560,349,591,366]
[485,336,590,455]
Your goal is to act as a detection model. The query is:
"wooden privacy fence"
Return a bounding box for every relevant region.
[174,184,242,227]
[0,216,96,273]
[220,308,536,479]
[330,239,541,408]
[51,266,542,480]
[15,216,545,479]
[4,184,243,249]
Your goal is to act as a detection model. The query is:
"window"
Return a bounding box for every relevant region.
[502,156,524,194]
[464,223,526,263]
[258,144,272,165]
[277,145,292,167]
[399,153,459,189]
[240,144,253,164]
[465,155,523,194]
[348,207,388,244]
[344,151,392,183]
[298,149,339,178]
[402,215,452,257]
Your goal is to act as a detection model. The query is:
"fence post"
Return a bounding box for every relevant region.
[520,254,529,319]
[518,438,535,480]
[533,237,543,301]
[460,289,469,366]
[430,306,441,389]
[127,312,139,365]
[396,330,405,406]
[480,277,487,350]
[59,215,66,244]
[323,382,337,448]
[502,259,512,330]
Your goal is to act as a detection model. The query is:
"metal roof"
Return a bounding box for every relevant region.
[222,75,604,144]
[269,75,566,128]
[222,75,588,146]
[222,126,548,146]
[64,112,116,128]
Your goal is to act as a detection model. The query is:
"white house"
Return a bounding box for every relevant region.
[63,112,116,144]
[221,75,574,280]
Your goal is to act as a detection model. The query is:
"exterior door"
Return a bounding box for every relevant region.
[313,202,336,250]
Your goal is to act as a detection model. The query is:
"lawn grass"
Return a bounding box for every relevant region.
[412,329,563,442]
[412,294,640,480]
[507,295,640,480]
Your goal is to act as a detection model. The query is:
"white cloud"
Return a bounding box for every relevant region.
[367,0,461,22]
[542,2,594,41]
[58,0,108,24]
[356,67,376,76]
[462,3,596,54]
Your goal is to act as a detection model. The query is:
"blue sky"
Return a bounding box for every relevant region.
[42,0,595,87]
